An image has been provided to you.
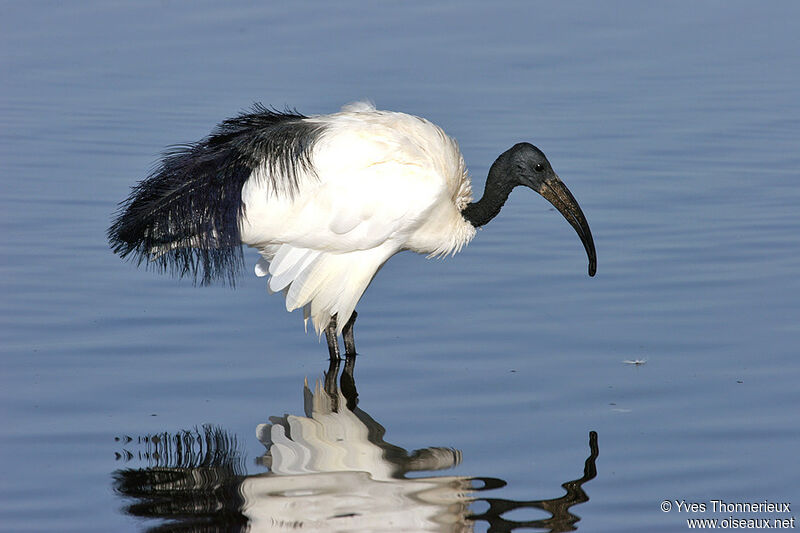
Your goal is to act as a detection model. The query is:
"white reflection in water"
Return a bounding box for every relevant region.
[244,375,468,531]
[113,360,598,532]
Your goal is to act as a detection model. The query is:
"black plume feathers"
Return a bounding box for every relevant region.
[108,105,323,285]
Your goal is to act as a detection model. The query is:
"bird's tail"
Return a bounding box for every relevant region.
[107,104,317,286]
[107,141,251,286]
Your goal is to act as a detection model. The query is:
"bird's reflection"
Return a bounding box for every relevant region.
[113,356,599,532]
[112,426,248,531]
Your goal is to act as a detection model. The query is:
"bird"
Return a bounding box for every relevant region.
[108,101,596,359]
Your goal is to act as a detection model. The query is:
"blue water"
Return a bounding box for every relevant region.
[2,2,799,531]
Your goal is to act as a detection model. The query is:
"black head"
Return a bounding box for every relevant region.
[497,142,558,189]
[498,142,597,276]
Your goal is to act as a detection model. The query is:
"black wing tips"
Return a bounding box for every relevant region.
[107,105,319,286]
[107,144,249,286]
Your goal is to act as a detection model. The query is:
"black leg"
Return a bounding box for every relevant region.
[342,311,358,356]
[324,316,340,360]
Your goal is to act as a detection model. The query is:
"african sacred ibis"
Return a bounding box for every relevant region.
[108,102,596,358]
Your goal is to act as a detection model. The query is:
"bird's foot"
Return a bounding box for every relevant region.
[324,311,357,360]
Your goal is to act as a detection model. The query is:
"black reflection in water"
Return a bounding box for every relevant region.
[113,426,248,532]
[469,431,599,533]
[113,357,599,532]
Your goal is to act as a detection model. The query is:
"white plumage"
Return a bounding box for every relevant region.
[239,102,475,334]
[109,101,596,358]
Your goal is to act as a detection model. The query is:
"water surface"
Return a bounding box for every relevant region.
[1,2,799,531]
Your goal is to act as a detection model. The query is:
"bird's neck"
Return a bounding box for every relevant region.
[461,161,516,228]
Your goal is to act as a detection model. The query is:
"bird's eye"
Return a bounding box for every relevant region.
[534,163,544,172]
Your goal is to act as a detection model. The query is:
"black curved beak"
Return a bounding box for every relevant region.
[536,176,597,277]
